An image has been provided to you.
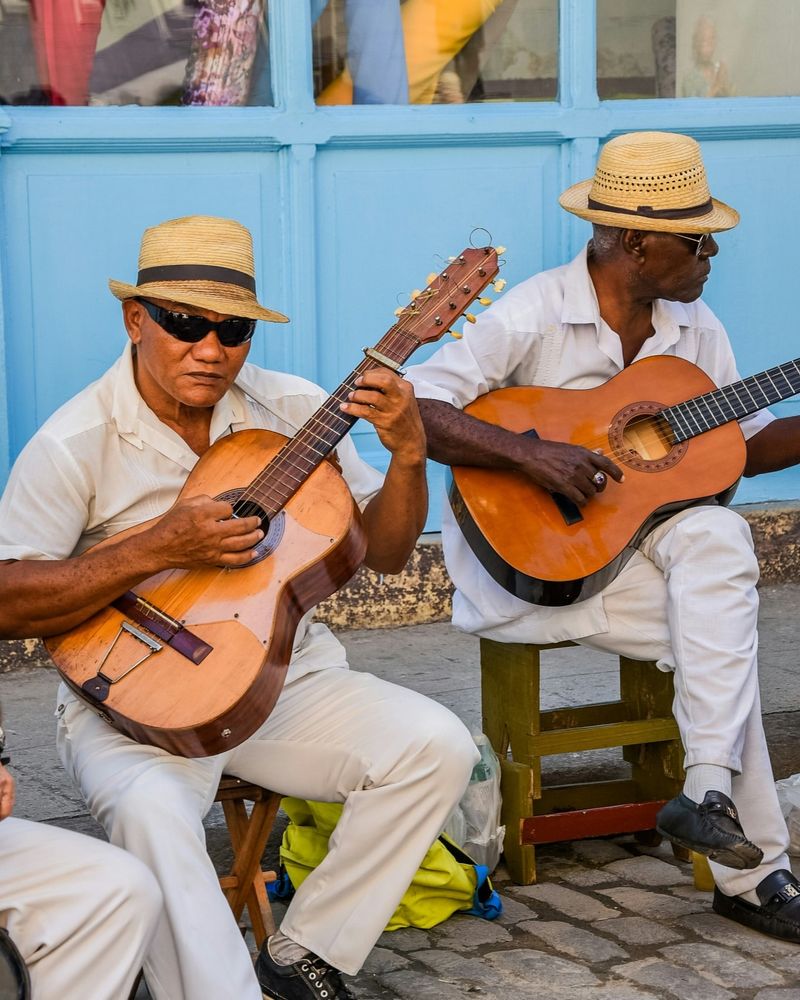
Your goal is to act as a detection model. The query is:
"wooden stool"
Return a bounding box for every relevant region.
[214,775,282,948]
[481,638,711,887]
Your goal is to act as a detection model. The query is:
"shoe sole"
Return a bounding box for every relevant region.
[656,825,764,870]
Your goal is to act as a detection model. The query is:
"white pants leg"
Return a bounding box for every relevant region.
[226,668,478,974]
[0,816,161,1000]
[58,662,477,994]
[573,506,791,897]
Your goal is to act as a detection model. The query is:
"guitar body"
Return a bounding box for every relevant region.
[450,355,748,607]
[46,429,366,757]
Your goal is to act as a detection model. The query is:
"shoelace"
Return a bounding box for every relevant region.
[298,956,354,999]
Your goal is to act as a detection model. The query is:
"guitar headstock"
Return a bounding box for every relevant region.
[392,246,502,346]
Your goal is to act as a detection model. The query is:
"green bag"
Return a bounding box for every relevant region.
[277,797,502,931]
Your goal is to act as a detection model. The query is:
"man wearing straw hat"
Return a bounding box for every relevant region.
[406,131,800,943]
[0,215,478,1000]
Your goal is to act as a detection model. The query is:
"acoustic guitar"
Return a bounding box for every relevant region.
[46,246,500,757]
[449,353,800,608]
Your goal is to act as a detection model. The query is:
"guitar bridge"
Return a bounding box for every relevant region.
[82,621,163,703]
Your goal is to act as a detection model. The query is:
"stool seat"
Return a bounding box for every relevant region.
[480,639,709,887]
[214,775,282,949]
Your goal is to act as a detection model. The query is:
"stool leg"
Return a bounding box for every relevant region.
[481,639,541,884]
[620,657,684,803]
[221,793,280,948]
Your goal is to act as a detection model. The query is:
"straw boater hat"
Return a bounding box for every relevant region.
[559,131,739,234]
[109,215,289,323]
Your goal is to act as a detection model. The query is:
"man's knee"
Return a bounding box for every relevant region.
[667,506,758,568]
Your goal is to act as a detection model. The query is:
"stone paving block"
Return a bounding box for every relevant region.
[429,914,513,950]
[495,894,539,925]
[612,957,736,1000]
[408,948,547,998]
[360,947,411,975]
[604,856,693,887]
[596,886,706,918]
[512,883,621,921]
[774,953,800,976]
[659,942,785,989]
[559,868,622,888]
[517,919,629,961]
[592,915,683,946]
[485,947,601,990]
[573,840,633,864]
[676,913,800,960]
[755,990,800,999]
[376,927,431,953]
[380,967,493,1000]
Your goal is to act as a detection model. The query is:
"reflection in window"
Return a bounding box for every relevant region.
[598,0,800,100]
[0,1,271,106]
[311,0,558,105]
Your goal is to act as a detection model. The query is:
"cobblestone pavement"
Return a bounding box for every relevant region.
[4,585,800,999]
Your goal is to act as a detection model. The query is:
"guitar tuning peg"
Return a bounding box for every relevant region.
[449,329,463,339]
[410,289,422,300]
[426,272,438,285]
[448,256,456,262]
[479,297,492,306]
[393,306,404,317]
[493,279,507,292]
[464,313,477,324]
[495,245,507,255]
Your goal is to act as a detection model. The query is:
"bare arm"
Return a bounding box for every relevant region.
[744,416,800,477]
[417,397,623,505]
[341,369,428,574]
[0,496,263,639]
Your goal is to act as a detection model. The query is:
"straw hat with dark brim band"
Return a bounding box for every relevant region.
[109,215,289,323]
[559,131,739,234]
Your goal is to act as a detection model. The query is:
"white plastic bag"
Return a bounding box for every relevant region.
[775,774,800,855]
[444,732,505,871]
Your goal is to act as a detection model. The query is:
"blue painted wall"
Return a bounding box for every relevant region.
[2,0,800,531]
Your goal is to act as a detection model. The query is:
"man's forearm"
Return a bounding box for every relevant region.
[416,397,528,469]
[361,456,428,574]
[744,417,800,477]
[0,534,163,639]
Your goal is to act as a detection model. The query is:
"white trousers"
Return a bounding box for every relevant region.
[488,506,791,898]
[0,816,162,1000]
[57,654,477,999]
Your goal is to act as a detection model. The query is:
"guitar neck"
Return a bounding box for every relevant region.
[662,357,800,443]
[243,328,422,518]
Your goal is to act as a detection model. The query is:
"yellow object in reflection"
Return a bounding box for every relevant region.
[317,0,506,105]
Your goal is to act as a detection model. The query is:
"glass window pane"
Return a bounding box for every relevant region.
[312,0,558,106]
[599,0,800,101]
[0,1,272,106]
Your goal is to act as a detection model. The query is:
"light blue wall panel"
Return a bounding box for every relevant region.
[313,143,561,464]
[1,153,287,459]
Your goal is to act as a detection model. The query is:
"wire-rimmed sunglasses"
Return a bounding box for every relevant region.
[135,298,257,347]
[673,232,711,257]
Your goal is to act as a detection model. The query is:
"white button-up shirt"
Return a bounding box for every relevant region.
[405,247,772,643]
[0,342,384,678]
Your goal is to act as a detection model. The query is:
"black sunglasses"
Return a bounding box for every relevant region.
[135,298,257,347]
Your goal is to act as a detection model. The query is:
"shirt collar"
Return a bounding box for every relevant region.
[560,244,694,352]
[110,341,248,448]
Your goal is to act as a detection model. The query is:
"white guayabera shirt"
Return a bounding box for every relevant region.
[405,247,773,644]
[0,342,384,682]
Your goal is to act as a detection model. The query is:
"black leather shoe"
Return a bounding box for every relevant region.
[713,869,800,942]
[256,938,354,1000]
[656,790,763,869]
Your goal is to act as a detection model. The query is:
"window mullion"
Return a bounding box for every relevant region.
[269,0,316,112]
[559,0,599,109]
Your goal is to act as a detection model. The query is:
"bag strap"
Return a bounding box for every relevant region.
[0,928,31,1000]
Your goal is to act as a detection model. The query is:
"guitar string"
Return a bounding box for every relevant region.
[232,252,498,520]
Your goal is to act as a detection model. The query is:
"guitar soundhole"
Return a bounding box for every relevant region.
[610,402,688,473]
[216,489,285,567]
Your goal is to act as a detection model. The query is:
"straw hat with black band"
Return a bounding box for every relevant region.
[559,131,739,234]
[109,215,289,324]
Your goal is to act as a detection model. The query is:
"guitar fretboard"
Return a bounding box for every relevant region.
[234,328,421,519]
[661,358,800,443]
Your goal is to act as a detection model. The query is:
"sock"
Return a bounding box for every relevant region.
[267,929,312,967]
[683,763,732,803]
[740,888,761,905]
